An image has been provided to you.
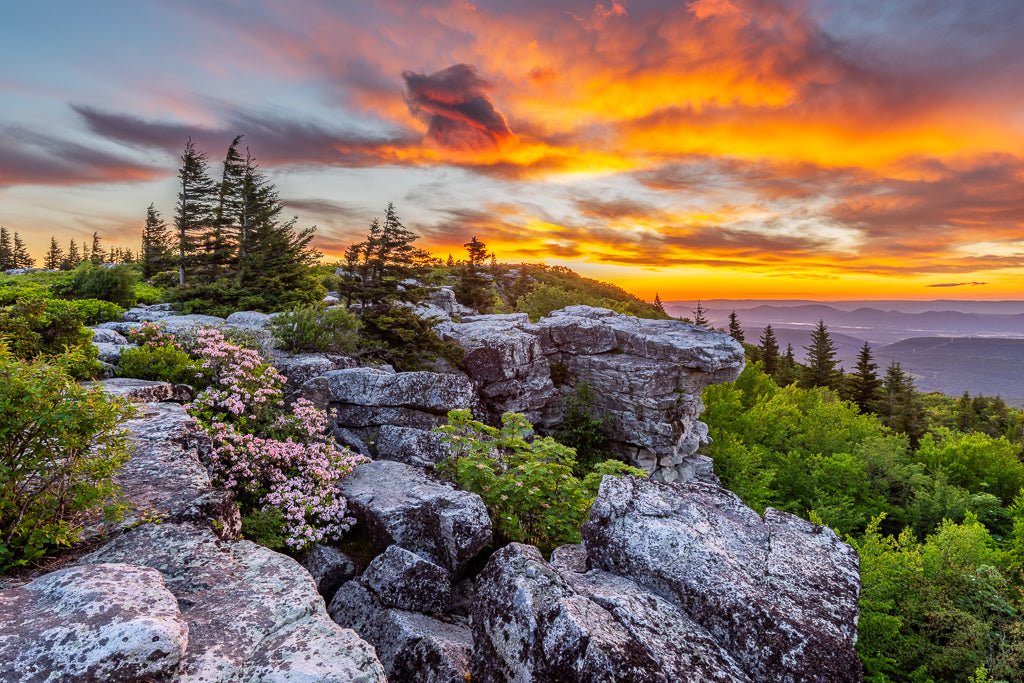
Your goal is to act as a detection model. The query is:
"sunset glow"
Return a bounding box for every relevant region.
[3,0,1023,299]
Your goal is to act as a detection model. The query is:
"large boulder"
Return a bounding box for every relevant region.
[0,563,188,683]
[269,352,356,397]
[443,306,745,482]
[329,581,473,683]
[338,460,491,574]
[84,523,386,682]
[224,310,273,329]
[470,543,662,682]
[302,544,357,602]
[582,475,862,682]
[361,545,452,614]
[92,377,193,403]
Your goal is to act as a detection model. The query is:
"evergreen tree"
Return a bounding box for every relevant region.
[956,391,976,432]
[776,343,797,386]
[801,319,840,390]
[727,310,745,342]
[88,231,105,265]
[11,232,33,268]
[653,293,666,315]
[446,253,455,267]
[758,324,780,377]
[692,301,709,327]
[454,236,493,312]
[44,237,64,270]
[62,239,81,270]
[846,342,882,413]
[141,203,172,278]
[174,138,217,286]
[211,135,246,273]
[0,226,12,270]
[880,361,926,448]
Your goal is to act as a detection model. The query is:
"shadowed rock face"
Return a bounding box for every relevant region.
[442,306,746,482]
[0,563,187,683]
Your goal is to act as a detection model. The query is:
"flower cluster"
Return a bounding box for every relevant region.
[128,321,178,349]
[185,328,365,549]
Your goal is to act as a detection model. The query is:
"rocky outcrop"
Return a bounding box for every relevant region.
[303,367,476,461]
[582,475,862,682]
[303,544,357,602]
[269,351,357,397]
[361,544,452,614]
[85,523,385,682]
[338,460,492,575]
[0,563,188,683]
[92,377,193,403]
[329,581,473,683]
[443,306,745,482]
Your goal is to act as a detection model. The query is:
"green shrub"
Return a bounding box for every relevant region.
[48,298,124,325]
[57,264,138,308]
[240,508,287,550]
[0,298,99,378]
[271,304,360,353]
[360,304,463,371]
[0,347,134,569]
[434,409,646,553]
[117,345,204,386]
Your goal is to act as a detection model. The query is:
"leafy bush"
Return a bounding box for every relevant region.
[360,304,463,371]
[271,304,360,354]
[58,263,138,308]
[48,298,124,325]
[116,323,205,386]
[0,347,134,569]
[187,328,366,549]
[434,409,646,553]
[0,298,99,378]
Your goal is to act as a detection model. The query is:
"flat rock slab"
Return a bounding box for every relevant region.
[339,460,492,574]
[93,377,194,403]
[302,367,476,413]
[0,563,187,682]
[84,523,386,683]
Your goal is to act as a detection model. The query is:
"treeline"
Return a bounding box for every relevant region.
[0,227,36,270]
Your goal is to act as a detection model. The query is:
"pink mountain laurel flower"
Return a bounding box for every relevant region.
[185,328,367,549]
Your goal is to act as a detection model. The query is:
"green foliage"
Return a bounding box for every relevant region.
[914,429,1024,505]
[240,508,287,551]
[57,263,138,308]
[555,383,614,476]
[0,298,99,378]
[359,303,463,371]
[435,409,646,554]
[800,319,841,390]
[454,236,497,312]
[501,264,666,321]
[117,344,204,386]
[270,304,360,354]
[0,348,134,569]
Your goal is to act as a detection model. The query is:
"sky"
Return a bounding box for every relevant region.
[2,0,1024,300]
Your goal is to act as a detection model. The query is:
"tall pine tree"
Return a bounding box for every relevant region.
[44,237,64,270]
[454,235,493,312]
[880,361,926,447]
[759,324,780,377]
[0,227,12,270]
[141,203,172,278]
[62,239,81,270]
[845,342,882,413]
[692,301,709,327]
[211,135,246,274]
[727,310,745,342]
[801,319,840,390]
[11,232,33,268]
[88,232,104,265]
[652,293,666,315]
[174,138,217,286]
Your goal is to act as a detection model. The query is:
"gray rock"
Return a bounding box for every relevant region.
[94,340,130,363]
[303,367,475,414]
[549,543,589,573]
[224,310,273,329]
[323,294,341,305]
[0,563,188,683]
[269,352,356,397]
[582,475,862,682]
[339,460,491,574]
[121,305,174,322]
[157,314,226,333]
[361,545,452,614]
[92,377,193,403]
[329,581,473,683]
[471,543,662,682]
[84,523,386,683]
[90,326,129,345]
[375,425,451,466]
[97,320,143,335]
[302,544,357,602]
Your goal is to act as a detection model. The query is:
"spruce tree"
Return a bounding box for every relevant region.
[454,236,493,312]
[62,239,81,270]
[693,301,709,327]
[880,361,926,447]
[89,232,104,265]
[653,293,666,315]
[846,342,882,413]
[0,227,12,270]
[446,253,455,267]
[11,232,33,268]
[211,135,246,273]
[727,310,745,342]
[776,343,797,386]
[955,391,975,432]
[174,138,217,286]
[801,319,840,390]
[44,237,64,270]
[759,324,780,377]
[141,203,172,278]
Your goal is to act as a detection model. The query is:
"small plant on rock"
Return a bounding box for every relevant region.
[270,304,360,354]
[117,322,205,386]
[434,409,646,554]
